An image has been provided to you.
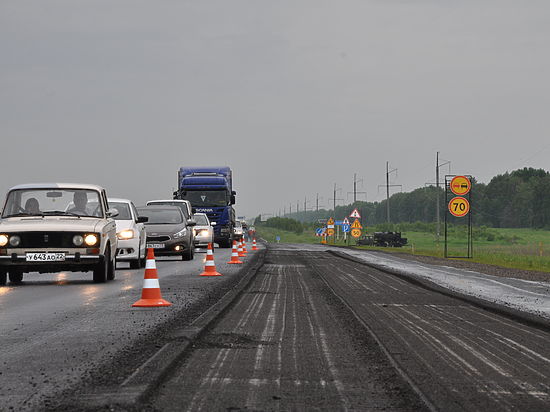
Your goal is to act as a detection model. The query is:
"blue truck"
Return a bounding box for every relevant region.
[174,167,236,248]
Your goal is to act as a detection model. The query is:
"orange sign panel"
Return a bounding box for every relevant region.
[448,197,470,217]
[450,176,471,196]
[327,228,335,236]
[351,219,362,229]
[351,228,362,238]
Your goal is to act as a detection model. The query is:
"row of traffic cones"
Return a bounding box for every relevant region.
[133,238,259,307]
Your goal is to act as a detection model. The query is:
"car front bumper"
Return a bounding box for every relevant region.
[0,250,104,273]
[116,238,141,261]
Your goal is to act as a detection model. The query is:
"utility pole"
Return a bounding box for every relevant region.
[289,203,292,215]
[426,152,451,242]
[316,193,319,212]
[347,173,367,204]
[328,184,344,214]
[378,162,402,223]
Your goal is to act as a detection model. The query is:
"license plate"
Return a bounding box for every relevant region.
[146,243,165,249]
[26,252,66,262]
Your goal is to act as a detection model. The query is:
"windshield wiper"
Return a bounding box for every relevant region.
[42,210,82,218]
[4,212,44,218]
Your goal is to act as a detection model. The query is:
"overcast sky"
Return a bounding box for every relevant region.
[1,1,549,219]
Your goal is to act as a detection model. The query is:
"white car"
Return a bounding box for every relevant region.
[0,183,118,285]
[193,213,216,248]
[108,198,148,269]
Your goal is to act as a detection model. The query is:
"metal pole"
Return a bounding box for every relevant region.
[386,162,390,223]
[436,152,440,242]
[316,193,319,212]
[333,183,336,213]
[354,173,357,203]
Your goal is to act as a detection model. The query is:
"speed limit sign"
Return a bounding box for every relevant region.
[448,196,470,217]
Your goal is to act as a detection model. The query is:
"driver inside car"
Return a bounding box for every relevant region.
[67,192,89,216]
[24,198,40,214]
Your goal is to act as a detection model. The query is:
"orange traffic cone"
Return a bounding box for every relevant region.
[227,240,243,264]
[132,248,172,307]
[242,239,248,254]
[252,238,258,251]
[237,239,246,257]
[200,243,222,276]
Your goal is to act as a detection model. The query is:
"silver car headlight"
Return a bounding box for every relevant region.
[73,235,84,246]
[173,228,187,239]
[9,235,21,247]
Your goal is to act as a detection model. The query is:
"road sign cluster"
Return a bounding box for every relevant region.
[448,176,471,218]
[317,209,364,241]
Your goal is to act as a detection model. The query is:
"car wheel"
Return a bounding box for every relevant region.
[107,253,116,281]
[182,246,193,261]
[130,258,140,269]
[93,250,109,283]
[0,271,7,286]
[219,240,231,248]
[9,270,23,285]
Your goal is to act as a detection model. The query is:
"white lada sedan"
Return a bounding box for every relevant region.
[0,183,118,285]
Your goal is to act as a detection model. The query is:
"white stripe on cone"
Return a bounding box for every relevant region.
[205,261,215,266]
[143,278,160,289]
[145,260,156,269]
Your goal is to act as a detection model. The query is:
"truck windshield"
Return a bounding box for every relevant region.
[183,190,227,207]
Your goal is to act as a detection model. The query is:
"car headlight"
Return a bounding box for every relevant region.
[117,229,134,240]
[173,228,187,239]
[84,234,99,246]
[0,234,8,247]
[9,235,21,247]
[73,235,84,246]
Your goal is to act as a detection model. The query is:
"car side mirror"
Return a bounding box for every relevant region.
[136,216,149,223]
[230,195,236,205]
[187,219,197,227]
[106,208,119,218]
[191,207,196,213]
[210,221,217,226]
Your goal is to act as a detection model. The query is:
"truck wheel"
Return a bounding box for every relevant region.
[219,240,231,248]
[93,252,108,283]
[9,270,23,284]
[0,271,7,286]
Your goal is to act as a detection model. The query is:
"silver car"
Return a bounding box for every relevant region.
[193,213,216,248]
[0,183,118,285]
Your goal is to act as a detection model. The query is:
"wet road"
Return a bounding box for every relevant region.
[152,245,550,411]
[0,246,245,411]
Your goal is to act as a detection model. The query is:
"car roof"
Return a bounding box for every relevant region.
[9,183,105,191]
[108,198,133,204]
[146,199,189,203]
[138,205,182,212]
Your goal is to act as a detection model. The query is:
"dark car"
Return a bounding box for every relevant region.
[137,205,195,260]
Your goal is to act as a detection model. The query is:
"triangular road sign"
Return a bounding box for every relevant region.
[342,217,350,225]
[350,208,361,218]
[351,218,362,229]
[327,217,335,225]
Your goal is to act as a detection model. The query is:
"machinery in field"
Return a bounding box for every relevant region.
[356,232,408,248]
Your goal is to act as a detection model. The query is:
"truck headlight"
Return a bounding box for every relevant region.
[84,234,99,246]
[0,234,8,247]
[173,228,187,239]
[9,235,21,247]
[117,229,134,240]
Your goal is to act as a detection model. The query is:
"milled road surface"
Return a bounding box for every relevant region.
[152,245,550,411]
[152,247,426,411]
[0,246,251,411]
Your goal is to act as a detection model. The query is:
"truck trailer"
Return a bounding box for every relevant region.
[174,167,236,248]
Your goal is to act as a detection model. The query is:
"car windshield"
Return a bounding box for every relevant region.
[182,190,227,207]
[194,214,209,225]
[109,202,132,221]
[147,201,190,219]
[138,208,183,224]
[2,188,103,218]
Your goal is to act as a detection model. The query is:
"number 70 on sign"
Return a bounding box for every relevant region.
[448,196,470,217]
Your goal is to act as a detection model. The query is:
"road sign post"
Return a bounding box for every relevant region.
[444,175,473,258]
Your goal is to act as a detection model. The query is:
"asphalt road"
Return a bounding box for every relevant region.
[151,245,550,411]
[0,246,251,411]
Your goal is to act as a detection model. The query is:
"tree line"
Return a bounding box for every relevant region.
[273,168,550,229]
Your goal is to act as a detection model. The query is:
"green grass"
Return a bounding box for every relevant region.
[256,226,550,274]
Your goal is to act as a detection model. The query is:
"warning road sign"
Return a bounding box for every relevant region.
[351,228,362,238]
[450,176,471,196]
[327,228,335,236]
[350,209,361,218]
[448,196,470,217]
[351,218,362,229]
[342,217,350,225]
